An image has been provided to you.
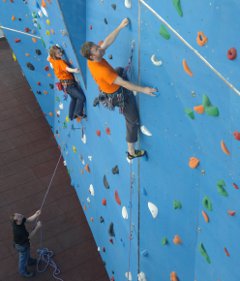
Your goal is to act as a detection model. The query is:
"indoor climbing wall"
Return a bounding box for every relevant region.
[1,1,240,281]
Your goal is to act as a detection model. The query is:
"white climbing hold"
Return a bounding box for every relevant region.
[56,110,60,117]
[81,133,87,144]
[148,202,158,218]
[37,10,43,18]
[125,272,132,281]
[140,125,152,136]
[59,103,64,110]
[88,155,93,161]
[122,206,128,219]
[138,272,147,281]
[86,197,90,203]
[89,184,95,196]
[97,246,101,252]
[41,6,48,17]
[124,0,132,8]
[150,54,163,66]
[63,160,67,166]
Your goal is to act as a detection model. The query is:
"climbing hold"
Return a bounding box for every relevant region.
[15,38,21,43]
[227,210,236,216]
[150,54,163,66]
[112,165,119,175]
[90,217,94,222]
[32,37,37,43]
[217,180,228,197]
[172,0,183,16]
[46,30,50,36]
[41,6,48,17]
[114,191,121,205]
[224,247,230,257]
[137,272,147,281]
[25,53,30,57]
[102,198,107,206]
[193,105,205,114]
[44,66,49,71]
[185,109,195,119]
[108,54,113,60]
[202,95,211,107]
[148,202,158,218]
[26,62,35,71]
[11,15,16,21]
[170,272,179,281]
[49,112,53,117]
[89,184,95,196]
[96,130,101,136]
[46,19,50,25]
[173,235,182,245]
[159,24,171,40]
[202,210,209,223]
[233,131,240,141]
[173,200,182,209]
[202,196,213,211]
[104,18,108,25]
[140,125,152,136]
[43,90,48,95]
[105,127,111,135]
[125,272,132,281]
[227,48,237,60]
[122,206,128,219]
[49,83,54,89]
[188,157,200,169]
[199,243,211,264]
[103,175,110,189]
[24,27,31,33]
[72,146,77,153]
[81,133,87,144]
[141,250,149,257]
[89,25,93,30]
[161,237,168,246]
[182,59,193,76]
[35,49,41,55]
[84,164,90,173]
[205,106,219,117]
[220,140,230,156]
[196,32,208,46]
[12,53,17,61]
[99,216,104,223]
[111,4,116,10]
[108,222,115,237]
[41,0,47,8]
[232,183,239,189]
[37,82,41,86]
[124,0,131,9]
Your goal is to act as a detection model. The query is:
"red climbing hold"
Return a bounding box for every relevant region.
[24,27,31,33]
[110,277,115,281]
[233,131,240,141]
[102,198,107,206]
[114,191,121,205]
[224,247,230,257]
[105,127,111,135]
[15,38,21,43]
[232,183,239,190]
[44,66,49,71]
[37,82,41,86]
[89,25,93,30]
[227,48,237,60]
[227,210,236,216]
[109,238,114,244]
[96,130,101,136]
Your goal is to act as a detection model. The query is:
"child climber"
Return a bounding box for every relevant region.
[48,45,86,120]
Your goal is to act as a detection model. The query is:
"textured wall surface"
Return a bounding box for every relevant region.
[1,1,240,281]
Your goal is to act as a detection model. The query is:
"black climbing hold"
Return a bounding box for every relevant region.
[103,175,110,189]
[35,49,41,55]
[104,18,108,25]
[108,222,115,237]
[26,62,35,71]
[49,83,54,89]
[112,165,119,175]
[111,4,116,10]
[99,216,104,223]
[36,91,42,95]
[108,54,113,60]
[18,18,22,21]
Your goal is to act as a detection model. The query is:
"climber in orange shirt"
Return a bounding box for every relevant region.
[81,18,157,160]
[48,45,86,121]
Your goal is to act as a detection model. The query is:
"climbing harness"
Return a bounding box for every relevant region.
[35,153,64,280]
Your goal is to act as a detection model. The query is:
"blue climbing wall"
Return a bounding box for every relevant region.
[1,1,240,281]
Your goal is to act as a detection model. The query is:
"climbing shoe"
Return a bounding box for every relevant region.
[127,149,146,160]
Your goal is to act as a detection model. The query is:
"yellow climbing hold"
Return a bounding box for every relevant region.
[12,52,17,61]
[65,116,70,123]
[46,19,50,25]
[72,146,77,153]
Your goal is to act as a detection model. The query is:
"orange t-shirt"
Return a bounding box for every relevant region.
[48,57,73,80]
[87,58,120,94]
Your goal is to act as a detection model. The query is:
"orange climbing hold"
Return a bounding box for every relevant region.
[220,140,230,155]
[84,164,91,173]
[182,59,193,77]
[41,0,47,7]
[11,15,16,21]
[114,191,121,205]
[202,210,209,223]
[224,247,230,257]
[173,235,182,245]
[188,157,200,169]
[170,272,179,281]
[196,31,208,46]
[193,105,205,114]
[32,38,37,43]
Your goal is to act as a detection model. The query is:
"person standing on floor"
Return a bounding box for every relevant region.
[11,210,42,278]
[48,45,86,121]
[80,18,157,160]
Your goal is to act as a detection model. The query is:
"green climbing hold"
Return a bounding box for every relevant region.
[202,196,212,211]
[217,180,228,197]
[173,200,182,209]
[159,25,171,40]
[205,106,219,117]
[41,38,46,48]
[199,243,211,264]
[185,108,195,119]
[161,237,168,246]
[55,97,60,102]
[202,95,212,108]
[172,0,183,17]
